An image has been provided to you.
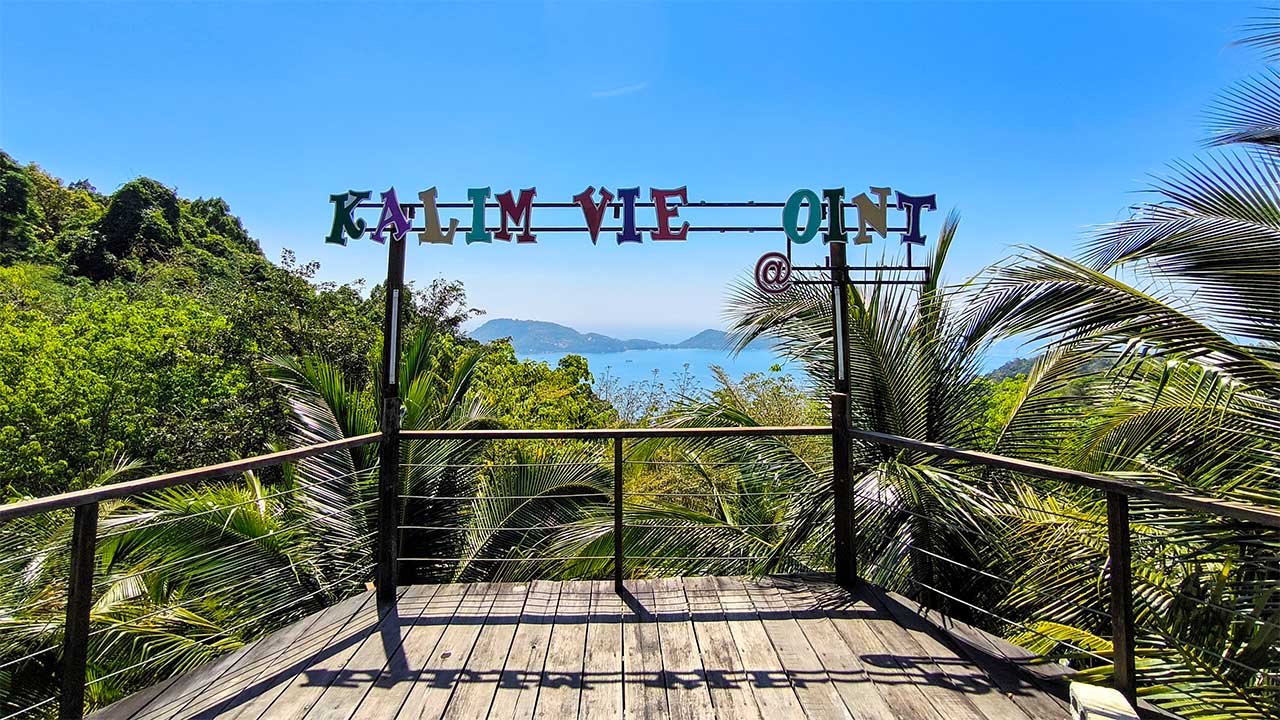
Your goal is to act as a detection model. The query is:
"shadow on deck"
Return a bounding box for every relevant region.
[91,575,1071,720]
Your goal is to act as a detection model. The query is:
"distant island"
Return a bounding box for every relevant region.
[470,319,769,354]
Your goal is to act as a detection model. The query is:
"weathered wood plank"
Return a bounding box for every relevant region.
[304,585,442,720]
[854,586,986,720]
[651,578,714,720]
[88,671,182,720]
[876,590,1069,718]
[403,582,502,720]
[489,580,561,720]
[105,594,361,720]
[742,579,850,720]
[89,576,1075,720]
[807,578,945,720]
[712,576,804,718]
[863,588,1032,720]
[199,591,380,720]
[350,584,469,718]
[440,583,529,720]
[251,587,392,720]
[579,580,624,719]
[532,580,591,719]
[766,578,897,720]
[682,576,762,720]
[620,580,667,719]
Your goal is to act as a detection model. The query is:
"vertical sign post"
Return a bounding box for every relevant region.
[376,235,407,605]
[829,241,856,587]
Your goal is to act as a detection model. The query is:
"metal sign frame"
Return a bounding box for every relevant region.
[325,184,939,597]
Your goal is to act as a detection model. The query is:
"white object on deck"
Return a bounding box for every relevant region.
[1070,682,1139,720]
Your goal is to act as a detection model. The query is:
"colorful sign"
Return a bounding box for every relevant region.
[325,186,695,247]
[324,185,937,292]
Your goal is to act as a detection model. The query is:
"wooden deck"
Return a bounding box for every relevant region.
[91,575,1071,720]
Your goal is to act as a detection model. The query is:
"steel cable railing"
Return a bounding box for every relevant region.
[3,422,1278,720]
[0,433,380,720]
[393,428,831,585]
[848,435,1280,719]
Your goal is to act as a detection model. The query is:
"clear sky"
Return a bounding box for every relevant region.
[0,1,1259,341]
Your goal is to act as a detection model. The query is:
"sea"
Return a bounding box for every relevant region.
[519,340,1028,391]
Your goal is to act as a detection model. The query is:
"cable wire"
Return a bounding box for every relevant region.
[85,565,372,688]
[92,501,375,590]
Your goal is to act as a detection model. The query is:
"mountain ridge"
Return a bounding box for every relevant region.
[471,318,766,354]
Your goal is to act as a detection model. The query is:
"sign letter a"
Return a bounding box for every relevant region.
[371,187,412,243]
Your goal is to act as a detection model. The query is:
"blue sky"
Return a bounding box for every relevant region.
[0,1,1260,341]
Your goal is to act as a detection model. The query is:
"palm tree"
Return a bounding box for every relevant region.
[953,14,1280,717]
[0,321,498,713]
[520,214,1025,624]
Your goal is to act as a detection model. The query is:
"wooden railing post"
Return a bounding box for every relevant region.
[376,235,407,605]
[613,436,624,593]
[1107,491,1136,707]
[61,502,98,720]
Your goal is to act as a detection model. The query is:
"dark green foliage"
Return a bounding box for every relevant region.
[0,275,273,497]
[985,356,1033,380]
[69,177,181,279]
[184,197,257,256]
[0,152,40,262]
[471,342,613,429]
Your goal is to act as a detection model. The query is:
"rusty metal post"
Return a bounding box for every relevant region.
[376,235,407,605]
[613,436,624,593]
[61,502,98,720]
[829,239,856,587]
[1107,491,1136,707]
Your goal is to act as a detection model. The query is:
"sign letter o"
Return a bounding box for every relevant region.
[782,189,821,244]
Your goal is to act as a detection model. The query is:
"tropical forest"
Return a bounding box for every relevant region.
[2,6,1278,720]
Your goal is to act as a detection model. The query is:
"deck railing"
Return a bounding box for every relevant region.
[1,423,1277,718]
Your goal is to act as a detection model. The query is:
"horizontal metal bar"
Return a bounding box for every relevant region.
[881,537,1112,621]
[0,697,55,720]
[400,461,605,470]
[627,555,775,561]
[399,556,613,562]
[794,279,928,286]
[350,226,914,235]
[793,265,927,272]
[628,491,801,498]
[400,493,604,501]
[400,523,586,531]
[0,434,380,522]
[93,500,376,589]
[626,523,787,529]
[852,429,1280,529]
[860,558,1113,663]
[400,426,832,441]
[397,226,903,234]
[623,460,794,467]
[95,467,372,541]
[0,642,61,672]
[859,495,1001,539]
[357,200,902,210]
[84,538,374,639]
[84,565,373,688]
